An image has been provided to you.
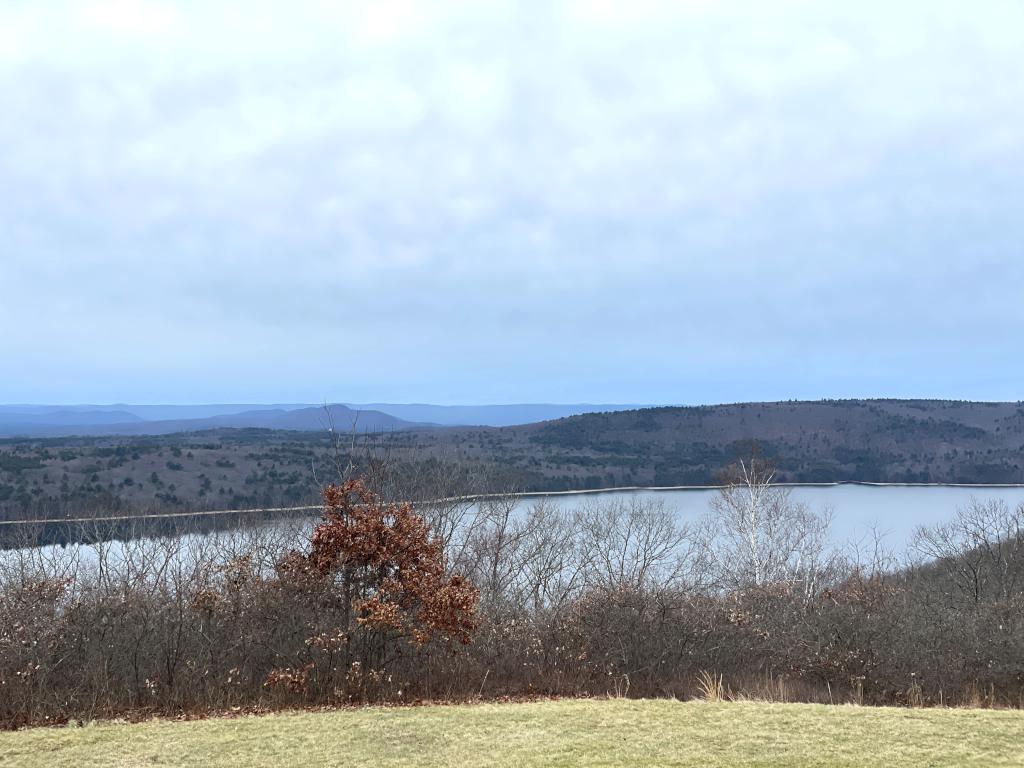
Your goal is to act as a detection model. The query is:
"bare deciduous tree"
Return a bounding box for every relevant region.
[707,458,832,599]
[912,498,1024,604]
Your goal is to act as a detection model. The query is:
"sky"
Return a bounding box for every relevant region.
[1,0,1023,405]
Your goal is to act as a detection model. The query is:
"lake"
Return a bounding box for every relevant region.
[9,484,1024,565]
[527,484,1024,548]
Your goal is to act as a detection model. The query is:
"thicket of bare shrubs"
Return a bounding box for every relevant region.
[2,458,1024,727]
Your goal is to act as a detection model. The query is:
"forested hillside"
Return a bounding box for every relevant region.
[390,399,1024,489]
[1,400,1023,523]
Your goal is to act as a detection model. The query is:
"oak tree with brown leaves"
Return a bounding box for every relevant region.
[274,479,478,692]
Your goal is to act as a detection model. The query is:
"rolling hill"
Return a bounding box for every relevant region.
[386,399,1024,488]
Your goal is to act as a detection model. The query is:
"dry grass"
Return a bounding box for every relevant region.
[1,699,1022,767]
[696,670,725,702]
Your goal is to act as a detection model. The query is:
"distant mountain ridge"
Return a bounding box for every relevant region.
[0,402,648,436]
[343,403,649,427]
[0,405,416,437]
[0,410,144,426]
[0,404,310,421]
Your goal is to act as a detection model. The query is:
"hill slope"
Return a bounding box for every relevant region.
[390,399,1024,488]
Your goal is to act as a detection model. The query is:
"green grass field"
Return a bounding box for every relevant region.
[1,699,1022,767]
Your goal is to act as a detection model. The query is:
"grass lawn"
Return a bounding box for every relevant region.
[1,699,1022,767]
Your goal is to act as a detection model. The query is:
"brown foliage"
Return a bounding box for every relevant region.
[294,479,479,646]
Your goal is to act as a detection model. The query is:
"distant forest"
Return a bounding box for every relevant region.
[1,400,1023,528]
[406,399,1024,490]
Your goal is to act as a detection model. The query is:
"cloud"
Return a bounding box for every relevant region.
[0,1,1022,402]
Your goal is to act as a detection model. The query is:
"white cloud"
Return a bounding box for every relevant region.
[0,1,1022,401]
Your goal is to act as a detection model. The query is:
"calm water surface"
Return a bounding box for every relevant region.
[535,485,1024,546]
[14,485,1024,563]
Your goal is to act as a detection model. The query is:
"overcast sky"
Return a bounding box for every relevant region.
[2,1,1022,405]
